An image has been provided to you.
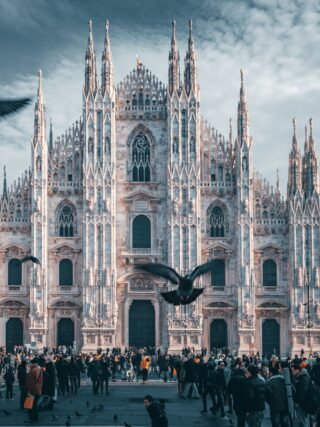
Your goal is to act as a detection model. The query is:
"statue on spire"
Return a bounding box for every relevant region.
[85,19,97,95]
[184,19,197,95]
[101,19,113,95]
[168,19,180,95]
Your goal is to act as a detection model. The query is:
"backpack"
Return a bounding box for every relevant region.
[303,378,320,415]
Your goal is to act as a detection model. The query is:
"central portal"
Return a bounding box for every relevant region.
[129,300,155,348]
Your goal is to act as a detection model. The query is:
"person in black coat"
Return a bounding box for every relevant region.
[68,356,79,395]
[245,364,267,427]
[100,355,111,394]
[18,361,27,409]
[291,359,310,427]
[211,360,228,419]
[144,395,168,427]
[3,365,15,400]
[42,359,56,409]
[181,357,200,399]
[266,366,290,427]
[227,367,249,427]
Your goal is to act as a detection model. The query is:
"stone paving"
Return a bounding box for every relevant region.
[0,379,274,427]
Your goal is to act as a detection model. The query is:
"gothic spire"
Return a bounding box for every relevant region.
[184,19,197,95]
[288,117,302,197]
[2,166,7,200]
[33,70,46,145]
[168,19,180,95]
[85,19,97,95]
[237,69,249,145]
[101,19,113,95]
[303,118,318,198]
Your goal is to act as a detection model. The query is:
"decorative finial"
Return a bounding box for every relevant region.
[172,19,176,45]
[136,55,142,67]
[106,19,109,31]
[309,117,313,137]
[89,19,92,33]
[240,69,244,85]
[189,19,192,35]
[276,168,280,192]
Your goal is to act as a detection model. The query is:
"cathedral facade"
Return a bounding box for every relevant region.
[0,20,319,356]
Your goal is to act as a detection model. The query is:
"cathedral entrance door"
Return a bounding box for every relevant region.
[6,318,23,352]
[210,319,228,351]
[57,318,74,347]
[129,300,155,348]
[262,319,280,357]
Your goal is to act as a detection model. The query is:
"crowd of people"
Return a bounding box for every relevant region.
[0,345,320,427]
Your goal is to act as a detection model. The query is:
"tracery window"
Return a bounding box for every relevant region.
[59,205,74,237]
[209,206,225,237]
[132,134,150,182]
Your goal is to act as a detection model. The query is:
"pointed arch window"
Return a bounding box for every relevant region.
[59,205,74,237]
[59,259,73,286]
[209,206,225,237]
[132,215,151,248]
[8,258,22,286]
[211,259,225,286]
[263,259,277,286]
[132,134,150,182]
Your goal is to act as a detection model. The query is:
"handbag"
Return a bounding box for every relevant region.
[24,394,35,410]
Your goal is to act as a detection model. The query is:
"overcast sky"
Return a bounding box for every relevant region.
[0,0,319,194]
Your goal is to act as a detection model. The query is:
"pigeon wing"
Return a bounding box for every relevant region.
[160,290,181,305]
[0,98,31,118]
[181,288,204,305]
[21,255,41,265]
[189,260,216,282]
[135,263,180,284]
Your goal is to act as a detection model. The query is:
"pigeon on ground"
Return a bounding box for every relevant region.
[135,260,216,305]
[65,421,71,427]
[0,98,31,118]
[3,409,11,416]
[113,414,118,422]
[21,255,41,265]
[123,423,132,427]
[52,414,58,420]
[67,415,71,421]
[91,406,97,412]
[98,403,104,411]
[75,410,83,417]
[86,400,90,407]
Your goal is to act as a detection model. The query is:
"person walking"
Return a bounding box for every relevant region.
[25,359,43,422]
[291,358,310,427]
[68,356,79,395]
[4,365,15,400]
[100,355,111,394]
[143,394,168,427]
[18,360,27,409]
[266,365,290,427]
[245,364,267,427]
[182,356,200,399]
[42,358,56,409]
[211,360,228,420]
[141,356,151,384]
[227,366,248,427]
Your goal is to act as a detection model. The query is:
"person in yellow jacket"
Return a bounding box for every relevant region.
[141,356,151,384]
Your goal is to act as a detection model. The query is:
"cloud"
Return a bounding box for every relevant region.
[1,0,320,195]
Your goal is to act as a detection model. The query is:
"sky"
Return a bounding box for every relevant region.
[0,0,319,195]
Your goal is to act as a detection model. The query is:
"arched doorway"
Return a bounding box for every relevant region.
[6,318,23,352]
[262,319,280,356]
[57,318,74,347]
[129,300,155,347]
[210,319,228,351]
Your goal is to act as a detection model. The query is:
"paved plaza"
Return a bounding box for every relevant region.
[0,379,276,427]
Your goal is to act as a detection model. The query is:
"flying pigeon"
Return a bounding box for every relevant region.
[21,255,41,265]
[135,260,216,305]
[0,98,31,118]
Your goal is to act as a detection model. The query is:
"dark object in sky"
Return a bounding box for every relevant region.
[135,260,215,305]
[0,98,31,118]
[21,255,41,265]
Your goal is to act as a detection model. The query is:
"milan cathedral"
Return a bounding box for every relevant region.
[0,20,319,356]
